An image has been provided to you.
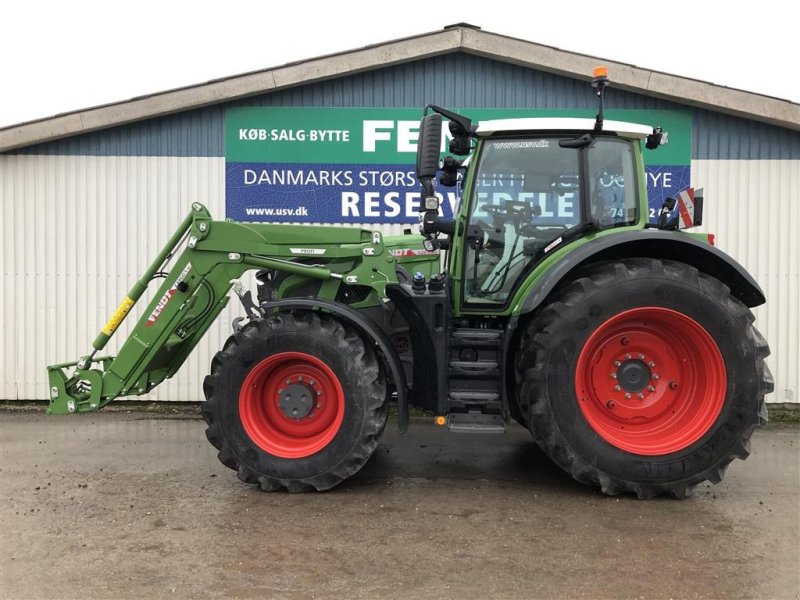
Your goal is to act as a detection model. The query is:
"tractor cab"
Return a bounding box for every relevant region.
[417,111,653,308]
[415,67,670,313]
[463,119,646,305]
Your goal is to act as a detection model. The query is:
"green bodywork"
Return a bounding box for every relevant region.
[47,203,439,414]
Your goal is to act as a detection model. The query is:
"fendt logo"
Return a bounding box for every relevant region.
[145,263,193,327]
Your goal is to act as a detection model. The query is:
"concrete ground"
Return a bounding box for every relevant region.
[1,411,798,600]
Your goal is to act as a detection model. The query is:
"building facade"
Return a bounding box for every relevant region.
[1,26,798,403]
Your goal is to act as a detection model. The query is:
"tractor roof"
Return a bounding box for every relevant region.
[476,117,653,139]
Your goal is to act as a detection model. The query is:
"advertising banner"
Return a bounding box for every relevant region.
[225,107,691,224]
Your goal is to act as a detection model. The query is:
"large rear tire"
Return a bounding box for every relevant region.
[202,311,387,492]
[515,258,772,498]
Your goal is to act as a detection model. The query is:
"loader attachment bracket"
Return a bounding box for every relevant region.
[47,356,114,414]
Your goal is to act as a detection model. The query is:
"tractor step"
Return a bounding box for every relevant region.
[447,390,501,411]
[448,390,500,402]
[447,326,504,414]
[447,412,506,434]
[448,360,499,377]
[451,328,502,347]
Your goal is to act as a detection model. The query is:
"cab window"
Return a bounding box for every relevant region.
[464,138,580,304]
[463,135,637,305]
[588,138,637,227]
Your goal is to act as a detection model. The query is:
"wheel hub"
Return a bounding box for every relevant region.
[238,352,344,459]
[278,382,315,419]
[575,307,726,456]
[617,359,651,393]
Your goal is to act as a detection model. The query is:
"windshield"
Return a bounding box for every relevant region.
[464,136,637,304]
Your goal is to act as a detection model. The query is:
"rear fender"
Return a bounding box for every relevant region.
[514,230,766,316]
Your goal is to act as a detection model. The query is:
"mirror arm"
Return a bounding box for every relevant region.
[425,104,476,135]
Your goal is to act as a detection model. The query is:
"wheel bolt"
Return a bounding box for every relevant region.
[278,389,284,394]
[309,379,315,386]
[298,376,304,382]
[610,373,617,379]
[286,379,291,385]
[316,403,322,409]
[637,393,644,399]
[669,380,679,390]
[638,354,645,360]
[653,374,660,381]
[648,385,655,392]
[648,362,656,368]
[614,385,621,392]
[606,400,615,409]
[624,393,631,399]
[625,354,632,360]
[614,361,622,367]
[316,391,322,396]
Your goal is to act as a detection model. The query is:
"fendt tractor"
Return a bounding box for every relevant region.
[47,68,772,498]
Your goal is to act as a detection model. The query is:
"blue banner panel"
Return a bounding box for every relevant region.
[226,162,691,225]
[226,162,457,223]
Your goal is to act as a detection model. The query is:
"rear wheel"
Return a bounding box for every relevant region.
[202,311,387,492]
[515,258,771,498]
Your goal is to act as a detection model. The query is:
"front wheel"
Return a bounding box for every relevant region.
[202,311,387,492]
[515,258,772,498]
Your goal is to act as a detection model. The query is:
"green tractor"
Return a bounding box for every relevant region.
[47,69,772,498]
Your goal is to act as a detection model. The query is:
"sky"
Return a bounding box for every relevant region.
[1,0,798,128]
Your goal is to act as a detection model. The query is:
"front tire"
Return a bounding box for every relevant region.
[202,311,387,492]
[515,258,772,498]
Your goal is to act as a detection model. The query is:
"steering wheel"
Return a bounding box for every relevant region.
[483,201,536,235]
[480,203,510,220]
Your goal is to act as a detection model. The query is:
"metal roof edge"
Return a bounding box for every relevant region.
[0,28,461,152]
[460,28,799,131]
[2,25,798,152]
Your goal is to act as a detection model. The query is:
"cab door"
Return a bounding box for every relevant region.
[455,135,639,311]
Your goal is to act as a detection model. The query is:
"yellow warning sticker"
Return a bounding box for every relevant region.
[101,297,135,336]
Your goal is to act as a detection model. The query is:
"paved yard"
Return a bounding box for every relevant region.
[1,411,798,599]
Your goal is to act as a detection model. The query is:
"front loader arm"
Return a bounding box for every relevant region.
[47,202,398,414]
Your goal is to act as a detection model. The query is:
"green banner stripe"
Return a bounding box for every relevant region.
[225,107,691,166]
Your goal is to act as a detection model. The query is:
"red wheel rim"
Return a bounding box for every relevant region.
[239,352,345,459]
[575,307,726,455]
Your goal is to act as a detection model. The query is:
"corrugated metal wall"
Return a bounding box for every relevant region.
[0,155,222,401]
[693,160,799,404]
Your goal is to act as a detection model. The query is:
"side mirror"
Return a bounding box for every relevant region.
[646,127,668,150]
[416,113,443,199]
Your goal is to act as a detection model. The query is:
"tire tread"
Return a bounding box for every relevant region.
[515,258,772,499]
[201,311,387,492]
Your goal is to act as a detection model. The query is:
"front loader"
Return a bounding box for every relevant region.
[48,68,772,497]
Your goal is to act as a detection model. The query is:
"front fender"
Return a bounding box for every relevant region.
[259,298,410,432]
